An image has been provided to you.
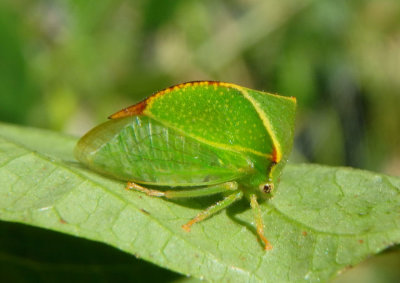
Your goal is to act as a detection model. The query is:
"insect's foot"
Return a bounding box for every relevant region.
[264,242,273,251]
[125,182,135,191]
[181,223,192,232]
[259,234,273,251]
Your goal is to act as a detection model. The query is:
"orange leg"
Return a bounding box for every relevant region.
[126,182,165,196]
[250,194,272,250]
[126,181,238,198]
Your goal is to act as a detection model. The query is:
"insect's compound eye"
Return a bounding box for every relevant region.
[259,183,273,194]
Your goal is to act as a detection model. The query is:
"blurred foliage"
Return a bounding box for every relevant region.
[1,0,399,281]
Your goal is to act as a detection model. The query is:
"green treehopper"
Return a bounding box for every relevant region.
[74,81,297,250]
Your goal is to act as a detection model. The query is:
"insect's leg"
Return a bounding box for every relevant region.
[126,181,238,198]
[126,182,165,197]
[182,190,243,232]
[250,194,272,250]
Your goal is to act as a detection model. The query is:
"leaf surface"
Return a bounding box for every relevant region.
[1,122,399,282]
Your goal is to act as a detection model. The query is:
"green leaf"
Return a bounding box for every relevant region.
[1,122,400,282]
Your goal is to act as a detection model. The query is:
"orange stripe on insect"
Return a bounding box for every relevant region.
[109,100,148,119]
[271,147,279,163]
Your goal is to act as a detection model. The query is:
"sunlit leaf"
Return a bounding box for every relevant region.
[1,122,399,282]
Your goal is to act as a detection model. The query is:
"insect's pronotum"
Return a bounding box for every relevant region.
[75,81,296,250]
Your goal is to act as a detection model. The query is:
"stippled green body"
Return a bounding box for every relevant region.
[75,81,296,250]
[76,81,296,191]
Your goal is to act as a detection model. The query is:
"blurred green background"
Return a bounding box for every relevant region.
[1,0,399,282]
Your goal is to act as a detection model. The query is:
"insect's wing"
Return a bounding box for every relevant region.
[75,116,253,187]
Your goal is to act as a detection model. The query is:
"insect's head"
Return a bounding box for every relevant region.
[258,182,274,194]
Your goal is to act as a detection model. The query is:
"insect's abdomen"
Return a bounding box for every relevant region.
[75,116,252,186]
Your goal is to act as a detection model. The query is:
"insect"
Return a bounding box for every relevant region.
[74,81,296,250]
